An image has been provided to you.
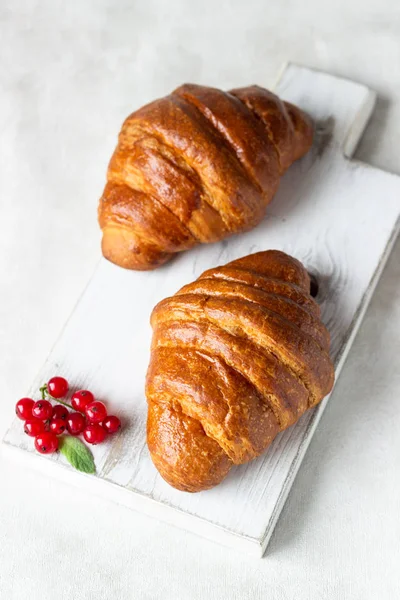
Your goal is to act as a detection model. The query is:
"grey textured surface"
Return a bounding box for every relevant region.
[1,1,399,598]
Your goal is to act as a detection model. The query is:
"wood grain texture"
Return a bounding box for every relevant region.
[3,64,400,556]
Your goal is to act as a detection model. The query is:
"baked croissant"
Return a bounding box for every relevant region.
[98,85,313,270]
[146,250,334,492]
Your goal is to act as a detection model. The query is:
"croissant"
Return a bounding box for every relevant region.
[146,250,335,492]
[98,85,313,270]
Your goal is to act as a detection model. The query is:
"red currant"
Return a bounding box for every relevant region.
[83,423,106,445]
[66,412,86,435]
[71,390,94,413]
[49,418,66,435]
[52,404,69,421]
[32,400,53,420]
[34,432,58,454]
[16,398,35,420]
[48,376,69,399]
[85,401,107,424]
[24,418,46,437]
[102,415,121,434]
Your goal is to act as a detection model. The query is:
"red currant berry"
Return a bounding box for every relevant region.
[83,423,106,445]
[15,398,35,420]
[32,400,53,420]
[24,418,46,437]
[52,404,69,421]
[47,376,69,399]
[85,401,107,424]
[102,415,121,434]
[71,390,94,413]
[34,432,58,454]
[49,418,66,435]
[66,412,86,435]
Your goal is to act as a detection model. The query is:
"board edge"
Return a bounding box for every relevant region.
[274,61,377,160]
[1,441,265,557]
[260,215,400,555]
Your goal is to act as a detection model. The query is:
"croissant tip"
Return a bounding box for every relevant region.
[101,225,173,270]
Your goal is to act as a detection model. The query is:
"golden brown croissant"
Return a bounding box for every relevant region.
[98,85,313,270]
[146,250,334,492]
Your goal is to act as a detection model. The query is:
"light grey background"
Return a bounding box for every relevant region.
[1,1,399,598]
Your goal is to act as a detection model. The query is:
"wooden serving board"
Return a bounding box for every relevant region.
[3,64,399,557]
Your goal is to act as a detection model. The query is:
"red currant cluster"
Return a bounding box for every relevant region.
[16,376,121,455]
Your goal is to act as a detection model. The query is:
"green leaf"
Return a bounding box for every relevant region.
[59,436,96,474]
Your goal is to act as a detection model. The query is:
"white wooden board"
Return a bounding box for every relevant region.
[3,64,399,557]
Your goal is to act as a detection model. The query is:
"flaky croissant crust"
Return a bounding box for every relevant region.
[98,85,313,270]
[146,250,334,492]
